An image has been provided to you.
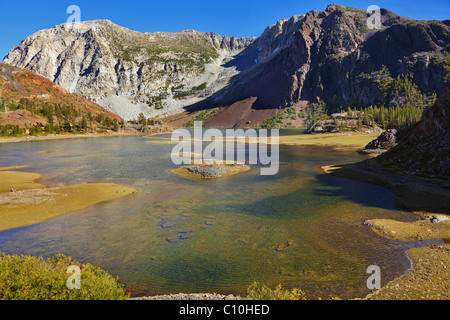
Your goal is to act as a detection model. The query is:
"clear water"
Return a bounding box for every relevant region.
[0,133,426,299]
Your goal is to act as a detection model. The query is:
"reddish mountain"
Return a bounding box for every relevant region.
[0,63,121,134]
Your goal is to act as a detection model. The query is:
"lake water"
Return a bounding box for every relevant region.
[0,132,426,299]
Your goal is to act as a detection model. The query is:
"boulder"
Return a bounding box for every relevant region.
[365,129,398,150]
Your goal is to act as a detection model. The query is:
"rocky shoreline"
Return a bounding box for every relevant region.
[131,293,240,300]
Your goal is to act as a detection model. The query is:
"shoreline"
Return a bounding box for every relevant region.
[323,160,450,214]
[0,132,139,144]
[323,160,450,300]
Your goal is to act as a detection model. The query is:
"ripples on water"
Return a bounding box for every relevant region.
[0,133,423,299]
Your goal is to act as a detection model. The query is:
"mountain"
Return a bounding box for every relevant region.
[183,4,449,127]
[4,5,450,126]
[3,20,255,121]
[0,62,122,135]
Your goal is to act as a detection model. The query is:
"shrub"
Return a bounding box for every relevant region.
[0,253,129,300]
[245,282,307,300]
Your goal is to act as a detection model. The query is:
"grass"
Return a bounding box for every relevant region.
[244,282,308,300]
[0,253,129,300]
[183,108,221,127]
[366,244,450,300]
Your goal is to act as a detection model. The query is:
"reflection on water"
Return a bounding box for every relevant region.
[0,133,422,299]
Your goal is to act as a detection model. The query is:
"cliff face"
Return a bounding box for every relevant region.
[194,5,449,114]
[4,5,450,124]
[373,86,450,184]
[4,20,255,120]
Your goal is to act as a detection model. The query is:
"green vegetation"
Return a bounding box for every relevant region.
[0,124,26,137]
[134,112,165,131]
[348,71,438,131]
[173,82,208,100]
[245,282,307,300]
[260,113,284,128]
[102,24,219,70]
[260,106,301,128]
[0,253,129,300]
[183,107,221,127]
[0,97,120,137]
[304,99,328,127]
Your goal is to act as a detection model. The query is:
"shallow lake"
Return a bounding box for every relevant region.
[0,132,427,298]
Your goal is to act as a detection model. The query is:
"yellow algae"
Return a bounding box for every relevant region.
[0,165,31,171]
[147,135,277,145]
[278,133,379,149]
[33,150,69,154]
[146,140,181,145]
[0,183,137,232]
[0,170,46,193]
[320,165,343,174]
[366,217,450,242]
[0,166,137,232]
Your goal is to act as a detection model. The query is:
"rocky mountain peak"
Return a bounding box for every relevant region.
[3,19,257,120]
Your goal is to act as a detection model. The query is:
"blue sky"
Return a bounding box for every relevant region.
[1,0,449,59]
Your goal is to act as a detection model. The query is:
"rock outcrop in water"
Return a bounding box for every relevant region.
[173,164,251,179]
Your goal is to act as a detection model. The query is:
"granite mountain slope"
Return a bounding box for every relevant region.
[4,20,255,121]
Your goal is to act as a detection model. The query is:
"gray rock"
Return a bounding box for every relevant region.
[182,164,249,178]
[365,129,398,150]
